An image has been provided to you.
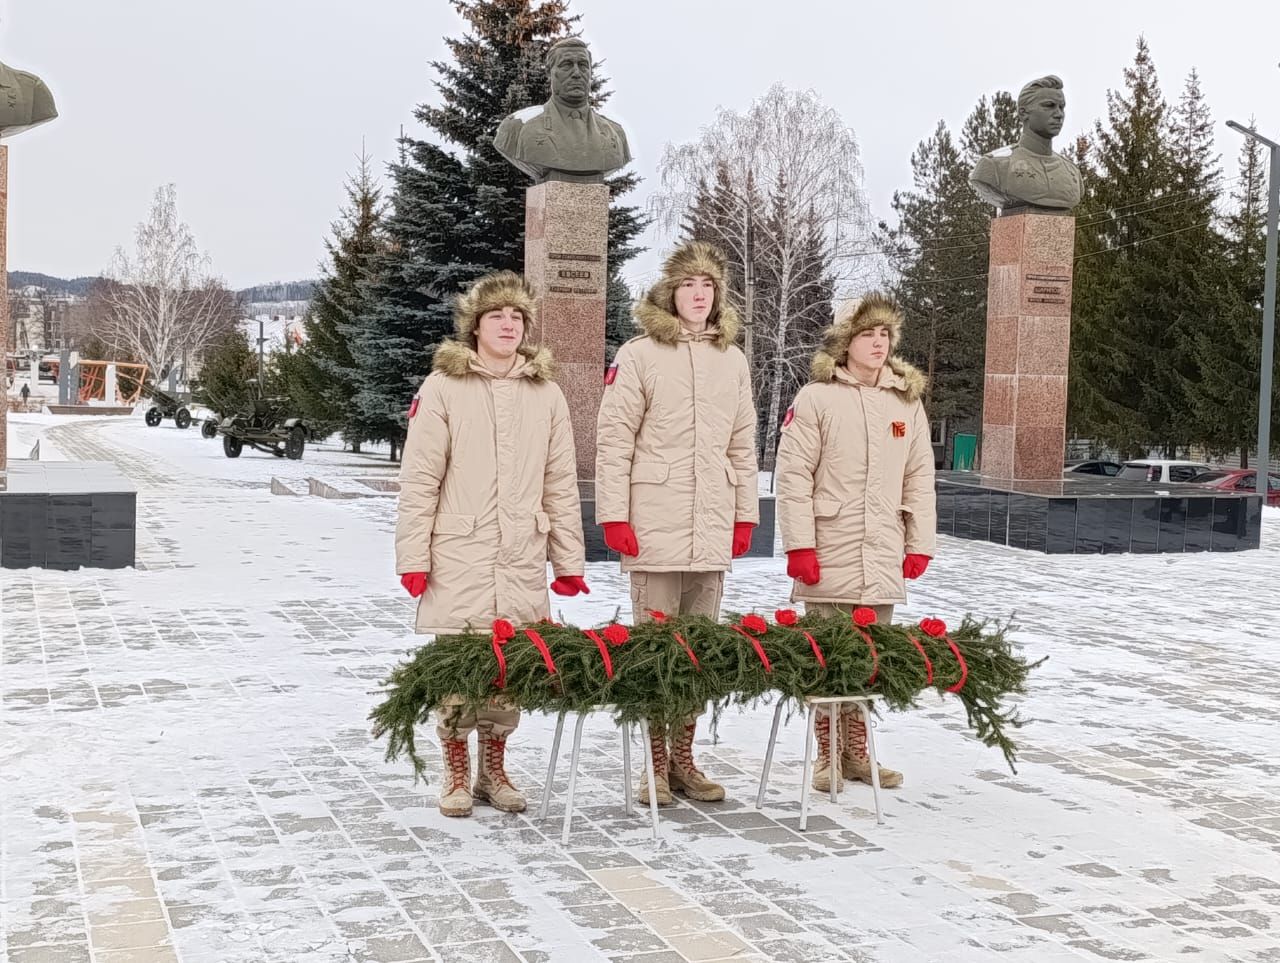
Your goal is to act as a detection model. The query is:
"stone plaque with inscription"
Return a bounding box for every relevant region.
[524,180,610,478]
[980,211,1075,480]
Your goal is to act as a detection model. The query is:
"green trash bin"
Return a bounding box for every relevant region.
[952,433,978,471]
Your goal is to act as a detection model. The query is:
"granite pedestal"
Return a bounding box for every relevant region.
[0,461,137,569]
[525,181,609,479]
[937,472,1261,554]
[981,211,1075,480]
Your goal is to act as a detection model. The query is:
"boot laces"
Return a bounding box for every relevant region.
[481,736,515,790]
[443,740,470,793]
[671,723,703,776]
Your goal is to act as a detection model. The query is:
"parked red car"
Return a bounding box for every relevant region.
[1192,469,1280,506]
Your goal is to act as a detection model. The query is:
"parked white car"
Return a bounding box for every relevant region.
[1116,460,1213,484]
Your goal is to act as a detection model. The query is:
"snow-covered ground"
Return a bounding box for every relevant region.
[3,413,1280,963]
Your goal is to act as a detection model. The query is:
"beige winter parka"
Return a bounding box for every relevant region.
[595,242,759,573]
[776,296,937,606]
[395,276,585,634]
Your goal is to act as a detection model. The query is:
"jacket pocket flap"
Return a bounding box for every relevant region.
[632,461,669,484]
[724,462,738,485]
[813,498,841,519]
[435,513,475,535]
[898,504,914,516]
[535,511,551,534]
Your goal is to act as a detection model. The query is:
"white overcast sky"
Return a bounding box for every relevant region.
[4,0,1279,290]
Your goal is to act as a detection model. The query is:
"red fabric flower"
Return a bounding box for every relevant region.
[741,613,769,634]
[774,608,798,626]
[853,607,878,627]
[920,618,947,638]
[648,610,668,623]
[603,624,630,646]
[491,619,516,641]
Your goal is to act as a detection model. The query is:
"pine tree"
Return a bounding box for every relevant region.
[352,0,647,457]
[1187,121,1273,465]
[194,330,257,418]
[279,150,386,450]
[881,92,1018,458]
[1069,37,1219,458]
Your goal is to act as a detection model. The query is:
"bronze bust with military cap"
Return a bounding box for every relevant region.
[0,59,56,138]
[494,37,631,184]
[970,75,1082,212]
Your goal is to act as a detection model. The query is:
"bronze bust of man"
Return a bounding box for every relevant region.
[493,37,631,184]
[0,60,57,138]
[970,75,1082,212]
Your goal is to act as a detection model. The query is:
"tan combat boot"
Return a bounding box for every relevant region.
[841,705,903,789]
[637,724,673,806]
[439,739,473,817]
[811,710,842,794]
[669,719,725,802]
[474,733,527,812]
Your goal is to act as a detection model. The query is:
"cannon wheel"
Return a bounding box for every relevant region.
[223,435,243,458]
[174,408,192,429]
[285,426,306,461]
[144,408,162,427]
[201,419,218,439]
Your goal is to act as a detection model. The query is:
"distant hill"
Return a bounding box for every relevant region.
[8,271,101,296]
[238,280,316,303]
[7,272,319,306]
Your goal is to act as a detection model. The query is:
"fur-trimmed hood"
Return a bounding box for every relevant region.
[633,241,740,350]
[431,338,556,382]
[822,291,904,359]
[453,270,539,345]
[809,352,926,402]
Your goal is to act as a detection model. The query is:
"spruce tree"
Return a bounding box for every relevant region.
[1069,37,1222,458]
[279,151,386,450]
[1187,121,1273,465]
[352,0,647,457]
[881,93,1018,458]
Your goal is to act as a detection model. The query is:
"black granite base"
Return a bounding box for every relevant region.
[578,487,776,563]
[937,472,1262,554]
[0,462,137,570]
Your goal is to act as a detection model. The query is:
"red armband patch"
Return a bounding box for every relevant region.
[408,396,420,419]
[604,365,618,386]
[782,406,795,428]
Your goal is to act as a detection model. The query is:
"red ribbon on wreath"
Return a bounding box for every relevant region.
[491,619,516,688]
[851,608,880,684]
[920,618,968,692]
[582,629,614,680]
[672,632,700,668]
[730,614,773,673]
[523,628,557,676]
[906,622,935,686]
[774,609,826,668]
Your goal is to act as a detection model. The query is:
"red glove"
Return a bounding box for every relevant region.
[731,522,755,557]
[550,575,590,597]
[400,572,428,598]
[786,549,821,585]
[903,554,931,579]
[602,521,639,556]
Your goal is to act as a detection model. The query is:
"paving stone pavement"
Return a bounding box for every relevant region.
[3,416,1280,962]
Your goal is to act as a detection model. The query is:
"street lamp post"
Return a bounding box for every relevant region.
[1226,120,1280,474]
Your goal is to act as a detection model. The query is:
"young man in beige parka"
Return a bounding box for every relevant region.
[396,271,588,819]
[595,241,759,805]
[775,293,937,793]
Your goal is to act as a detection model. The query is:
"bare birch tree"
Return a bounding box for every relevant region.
[650,85,879,469]
[99,184,237,383]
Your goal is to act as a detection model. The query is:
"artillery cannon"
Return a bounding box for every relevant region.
[216,397,309,460]
[140,384,193,429]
